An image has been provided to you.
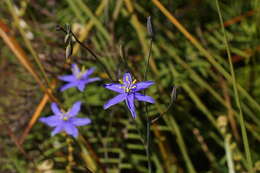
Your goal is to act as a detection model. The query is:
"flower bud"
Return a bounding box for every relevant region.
[147,16,154,38]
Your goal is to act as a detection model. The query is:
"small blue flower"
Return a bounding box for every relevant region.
[58,64,100,92]
[39,101,91,138]
[103,73,155,118]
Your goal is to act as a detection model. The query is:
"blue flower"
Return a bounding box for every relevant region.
[39,101,91,138]
[58,64,100,92]
[103,73,155,118]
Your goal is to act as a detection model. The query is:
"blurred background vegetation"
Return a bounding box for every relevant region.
[0,0,260,172]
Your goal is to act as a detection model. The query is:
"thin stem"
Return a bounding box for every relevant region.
[66,136,74,173]
[151,87,176,124]
[78,134,107,173]
[225,135,235,173]
[216,0,253,172]
[143,38,153,173]
[144,39,153,81]
[146,120,152,173]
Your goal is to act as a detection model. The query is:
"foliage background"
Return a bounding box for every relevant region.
[0,0,260,172]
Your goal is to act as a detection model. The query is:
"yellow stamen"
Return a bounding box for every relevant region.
[119,79,123,84]
[132,79,137,84]
[126,76,129,81]
[63,117,68,121]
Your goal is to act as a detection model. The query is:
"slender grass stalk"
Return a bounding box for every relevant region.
[152,0,260,114]
[124,0,159,75]
[0,20,58,104]
[166,115,197,173]
[78,135,107,173]
[5,0,51,87]
[74,0,110,41]
[225,135,235,173]
[143,37,153,173]
[146,120,152,173]
[215,0,253,172]
[19,81,56,145]
[144,39,153,81]
[66,136,73,173]
[72,0,108,55]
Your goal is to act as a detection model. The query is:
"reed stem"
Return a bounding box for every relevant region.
[215,0,253,171]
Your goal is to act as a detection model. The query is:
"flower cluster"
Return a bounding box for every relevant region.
[40,64,155,138]
[40,64,99,138]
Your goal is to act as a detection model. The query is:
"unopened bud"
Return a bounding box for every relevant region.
[147,16,154,38]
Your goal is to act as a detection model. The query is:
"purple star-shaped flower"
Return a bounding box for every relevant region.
[103,73,155,118]
[58,64,100,92]
[39,101,91,138]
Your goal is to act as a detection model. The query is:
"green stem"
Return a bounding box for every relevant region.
[144,39,153,81]
[216,0,253,171]
[143,37,153,173]
[225,135,235,173]
[146,119,152,173]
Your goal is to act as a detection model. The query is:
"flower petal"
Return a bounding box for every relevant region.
[71,117,91,126]
[64,123,78,138]
[123,73,132,84]
[135,93,155,103]
[104,83,124,93]
[68,101,81,117]
[135,81,154,91]
[39,115,61,127]
[86,77,100,83]
[72,64,80,76]
[82,67,95,78]
[51,125,64,136]
[60,82,77,92]
[51,103,61,115]
[58,75,76,82]
[77,82,85,92]
[103,93,126,109]
[125,94,137,118]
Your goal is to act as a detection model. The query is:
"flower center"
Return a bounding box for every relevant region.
[75,71,85,79]
[72,66,86,79]
[60,110,71,121]
[119,78,137,93]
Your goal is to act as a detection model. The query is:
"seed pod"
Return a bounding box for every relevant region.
[147,16,154,38]
[65,24,71,34]
[171,86,178,101]
[64,34,71,45]
[66,42,73,59]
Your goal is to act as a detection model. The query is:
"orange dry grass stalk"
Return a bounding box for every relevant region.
[0,20,104,171]
[19,81,56,145]
[0,20,57,103]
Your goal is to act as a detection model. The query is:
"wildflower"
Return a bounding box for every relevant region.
[39,101,91,138]
[58,64,100,92]
[103,73,155,118]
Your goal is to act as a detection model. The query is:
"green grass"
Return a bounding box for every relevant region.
[0,0,260,172]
